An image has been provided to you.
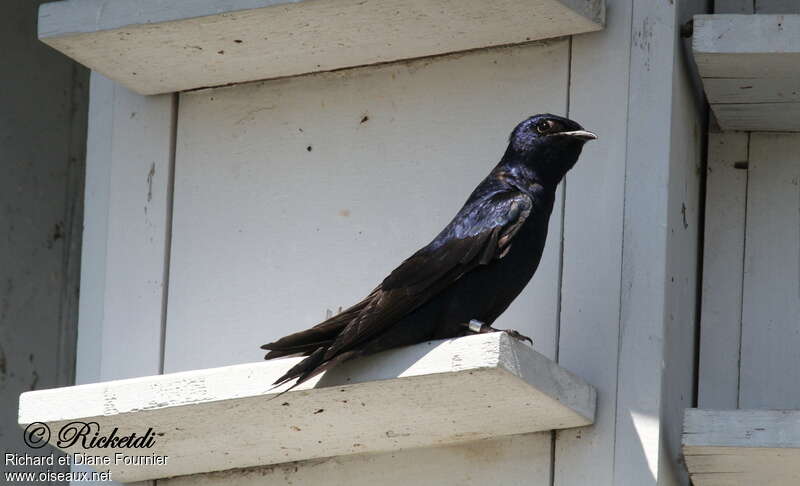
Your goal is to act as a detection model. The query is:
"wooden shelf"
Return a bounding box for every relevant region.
[38,0,604,95]
[19,333,595,482]
[693,14,800,132]
[683,409,800,486]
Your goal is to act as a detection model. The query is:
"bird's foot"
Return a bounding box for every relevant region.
[464,319,533,346]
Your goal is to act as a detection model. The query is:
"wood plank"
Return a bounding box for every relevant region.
[77,73,174,382]
[660,26,706,485]
[73,73,175,486]
[38,0,603,95]
[697,132,748,409]
[161,433,552,486]
[693,15,800,79]
[613,0,688,483]
[683,409,800,486]
[554,0,631,482]
[703,78,800,104]
[739,133,800,409]
[710,102,800,132]
[19,333,596,482]
[91,77,175,382]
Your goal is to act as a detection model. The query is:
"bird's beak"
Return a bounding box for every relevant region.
[561,130,598,141]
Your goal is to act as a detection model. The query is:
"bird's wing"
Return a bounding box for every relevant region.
[322,190,533,359]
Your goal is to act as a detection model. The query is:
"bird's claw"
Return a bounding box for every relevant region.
[501,329,534,345]
[463,320,533,346]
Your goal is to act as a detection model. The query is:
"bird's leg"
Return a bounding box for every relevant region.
[463,319,533,345]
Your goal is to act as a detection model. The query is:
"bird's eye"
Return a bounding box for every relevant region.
[535,120,554,134]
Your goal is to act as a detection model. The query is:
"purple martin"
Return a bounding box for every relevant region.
[262,114,596,389]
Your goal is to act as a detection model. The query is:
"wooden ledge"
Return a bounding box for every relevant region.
[19,333,595,482]
[38,0,604,95]
[683,409,800,486]
[693,14,800,132]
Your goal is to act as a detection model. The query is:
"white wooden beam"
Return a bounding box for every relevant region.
[555,0,632,482]
[38,0,604,95]
[693,14,800,131]
[697,132,748,409]
[710,103,800,132]
[20,333,596,483]
[683,409,800,486]
[74,73,175,486]
[77,74,175,384]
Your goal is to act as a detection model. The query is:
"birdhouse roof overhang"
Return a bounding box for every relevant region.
[38,0,605,95]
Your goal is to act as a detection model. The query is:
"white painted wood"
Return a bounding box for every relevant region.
[615,0,683,484]
[683,409,800,486]
[161,433,552,486]
[756,0,800,14]
[693,14,800,131]
[38,0,604,95]
[710,103,800,132]
[693,15,800,78]
[82,75,175,382]
[19,333,596,482]
[739,133,800,409]
[554,0,631,483]
[697,132,748,409]
[658,36,705,486]
[703,79,800,104]
[72,73,175,486]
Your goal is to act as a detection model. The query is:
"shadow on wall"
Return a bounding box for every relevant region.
[0,0,88,482]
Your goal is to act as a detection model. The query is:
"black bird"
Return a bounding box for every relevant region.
[262,114,596,389]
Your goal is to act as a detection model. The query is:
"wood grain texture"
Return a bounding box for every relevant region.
[74,73,175,486]
[683,409,800,486]
[615,0,680,483]
[703,78,800,104]
[739,133,800,409]
[710,103,800,132]
[38,0,603,95]
[161,433,552,486]
[693,15,800,131]
[697,132,748,409]
[554,0,631,483]
[19,333,596,482]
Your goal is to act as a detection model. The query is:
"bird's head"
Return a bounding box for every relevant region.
[505,114,596,186]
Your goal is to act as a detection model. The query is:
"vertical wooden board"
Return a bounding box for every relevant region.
[756,0,800,13]
[97,82,174,381]
[614,0,679,484]
[715,0,754,13]
[658,42,705,486]
[739,133,800,409]
[165,41,570,374]
[75,72,114,386]
[72,72,174,486]
[78,73,174,382]
[162,433,552,486]
[697,132,748,409]
[554,0,631,484]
